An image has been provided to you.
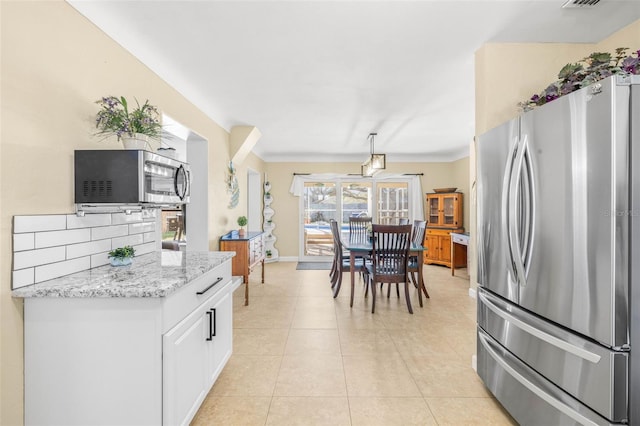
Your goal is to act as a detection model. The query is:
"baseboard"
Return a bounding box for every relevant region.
[279,256,298,262]
[471,354,477,372]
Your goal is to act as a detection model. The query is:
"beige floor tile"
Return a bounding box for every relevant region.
[291,305,337,329]
[274,353,347,396]
[284,329,340,355]
[390,329,464,363]
[211,355,281,396]
[405,355,491,397]
[338,328,399,356]
[191,396,271,425]
[343,353,421,397]
[425,397,518,425]
[234,328,289,355]
[266,396,351,426]
[194,261,514,424]
[349,397,438,426]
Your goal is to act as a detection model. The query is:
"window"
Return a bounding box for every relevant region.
[299,178,414,261]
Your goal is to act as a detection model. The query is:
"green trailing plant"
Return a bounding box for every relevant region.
[108,245,136,260]
[519,47,640,111]
[95,96,163,140]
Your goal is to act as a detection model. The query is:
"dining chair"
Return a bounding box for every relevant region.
[408,220,429,299]
[348,216,372,243]
[329,219,365,298]
[364,224,414,313]
[398,218,410,225]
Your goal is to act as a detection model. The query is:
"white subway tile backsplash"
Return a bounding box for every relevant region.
[12,212,162,289]
[14,247,66,270]
[91,225,129,240]
[112,234,144,249]
[14,215,66,233]
[35,257,90,283]
[111,212,143,224]
[129,222,156,234]
[91,252,111,268]
[66,213,111,229]
[13,233,35,252]
[134,242,157,256]
[67,239,112,260]
[35,228,91,249]
[12,269,35,289]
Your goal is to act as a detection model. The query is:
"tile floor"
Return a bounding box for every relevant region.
[192,262,517,425]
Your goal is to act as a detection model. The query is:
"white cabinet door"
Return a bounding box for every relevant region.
[163,301,211,426]
[207,291,233,386]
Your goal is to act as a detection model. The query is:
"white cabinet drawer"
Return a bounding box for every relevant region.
[161,261,232,333]
[451,233,469,245]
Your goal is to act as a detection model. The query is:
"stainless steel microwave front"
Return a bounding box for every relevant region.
[74,149,190,208]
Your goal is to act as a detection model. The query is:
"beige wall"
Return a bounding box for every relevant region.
[475,20,640,136]
[471,19,640,289]
[265,159,470,258]
[0,2,264,423]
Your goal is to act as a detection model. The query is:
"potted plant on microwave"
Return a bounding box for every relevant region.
[108,245,136,266]
[95,96,163,149]
[237,216,248,237]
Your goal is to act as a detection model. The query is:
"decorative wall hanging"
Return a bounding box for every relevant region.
[226,161,239,209]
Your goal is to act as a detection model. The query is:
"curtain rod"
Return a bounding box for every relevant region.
[293,172,424,176]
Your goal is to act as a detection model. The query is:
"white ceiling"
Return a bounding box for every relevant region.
[68,0,640,162]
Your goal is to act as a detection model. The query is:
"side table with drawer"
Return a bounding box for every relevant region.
[219,231,265,305]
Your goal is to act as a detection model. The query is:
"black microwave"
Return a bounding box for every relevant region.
[74,150,191,207]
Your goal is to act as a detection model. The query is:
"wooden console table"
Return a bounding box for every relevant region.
[219,231,265,305]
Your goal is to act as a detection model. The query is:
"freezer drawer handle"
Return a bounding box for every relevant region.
[480,292,601,363]
[479,331,600,426]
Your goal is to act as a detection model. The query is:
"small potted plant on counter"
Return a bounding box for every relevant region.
[108,245,136,266]
[237,216,248,237]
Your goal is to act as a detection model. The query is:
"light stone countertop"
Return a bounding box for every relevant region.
[12,251,235,298]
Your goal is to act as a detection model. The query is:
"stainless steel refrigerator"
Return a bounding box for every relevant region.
[476,74,640,425]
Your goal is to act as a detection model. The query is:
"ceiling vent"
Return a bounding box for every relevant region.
[562,0,601,8]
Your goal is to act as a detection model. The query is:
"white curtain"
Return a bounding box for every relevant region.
[289,172,424,221]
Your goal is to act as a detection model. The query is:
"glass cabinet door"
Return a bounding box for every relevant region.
[428,197,440,225]
[443,196,455,225]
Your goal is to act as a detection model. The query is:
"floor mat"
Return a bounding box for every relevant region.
[296,262,332,270]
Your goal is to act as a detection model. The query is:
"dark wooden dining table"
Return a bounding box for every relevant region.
[340,237,428,307]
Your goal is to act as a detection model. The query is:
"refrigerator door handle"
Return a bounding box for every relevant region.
[478,331,602,426]
[508,135,528,286]
[479,291,601,363]
[521,139,536,277]
[502,135,519,280]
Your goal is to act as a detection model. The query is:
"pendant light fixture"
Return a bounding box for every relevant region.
[361,132,386,177]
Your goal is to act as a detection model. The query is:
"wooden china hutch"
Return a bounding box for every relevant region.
[423,191,467,268]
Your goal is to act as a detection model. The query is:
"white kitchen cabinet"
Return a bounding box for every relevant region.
[163,290,232,426]
[21,254,239,426]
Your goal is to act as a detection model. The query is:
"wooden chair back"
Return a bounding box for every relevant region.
[370,224,412,282]
[348,216,372,243]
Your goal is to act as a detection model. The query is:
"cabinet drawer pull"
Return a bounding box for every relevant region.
[196,277,224,295]
[205,310,213,341]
